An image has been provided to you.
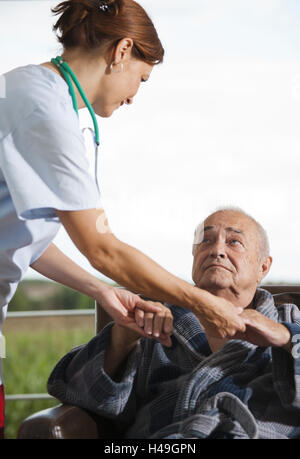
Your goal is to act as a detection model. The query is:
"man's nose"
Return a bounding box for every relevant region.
[209,240,226,259]
[125,98,133,105]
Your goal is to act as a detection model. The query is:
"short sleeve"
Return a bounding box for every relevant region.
[0,105,102,220]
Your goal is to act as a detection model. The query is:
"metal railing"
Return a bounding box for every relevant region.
[6,394,54,401]
[4,308,95,403]
[6,309,94,318]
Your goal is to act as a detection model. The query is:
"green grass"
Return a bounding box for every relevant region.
[2,328,94,439]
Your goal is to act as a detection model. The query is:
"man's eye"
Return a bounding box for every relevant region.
[230,239,242,246]
[201,238,211,244]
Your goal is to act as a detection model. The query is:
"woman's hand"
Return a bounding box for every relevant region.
[97,286,172,339]
[193,294,246,339]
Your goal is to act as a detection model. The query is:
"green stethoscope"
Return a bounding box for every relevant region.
[51,56,100,192]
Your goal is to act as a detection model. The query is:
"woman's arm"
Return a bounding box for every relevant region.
[30,243,169,336]
[55,208,246,339]
[30,242,102,300]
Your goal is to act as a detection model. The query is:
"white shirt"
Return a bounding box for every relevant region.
[0,64,101,383]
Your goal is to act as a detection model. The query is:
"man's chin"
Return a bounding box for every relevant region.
[196,278,231,293]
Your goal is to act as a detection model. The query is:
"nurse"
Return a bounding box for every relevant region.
[0,0,245,437]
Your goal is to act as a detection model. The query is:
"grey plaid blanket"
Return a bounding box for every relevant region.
[48,288,300,438]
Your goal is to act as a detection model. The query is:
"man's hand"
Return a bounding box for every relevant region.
[97,286,173,343]
[232,309,292,351]
[133,302,173,347]
[111,302,173,348]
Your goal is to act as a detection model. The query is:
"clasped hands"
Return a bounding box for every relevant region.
[98,286,292,351]
[127,303,291,352]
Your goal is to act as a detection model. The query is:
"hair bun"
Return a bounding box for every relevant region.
[89,0,122,15]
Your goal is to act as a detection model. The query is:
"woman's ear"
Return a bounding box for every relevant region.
[113,37,134,65]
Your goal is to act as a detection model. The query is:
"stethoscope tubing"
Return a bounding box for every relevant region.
[51,56,101,195]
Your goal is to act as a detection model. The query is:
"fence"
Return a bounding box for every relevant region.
[3,308,95,402]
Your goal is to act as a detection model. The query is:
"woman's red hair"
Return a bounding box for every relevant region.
[52,0,164,65]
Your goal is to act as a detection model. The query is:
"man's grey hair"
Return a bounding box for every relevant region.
[193,206,270,260]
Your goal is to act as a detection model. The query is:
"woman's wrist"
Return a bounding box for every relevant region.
[90,279,114,303]
[180,283,214,315]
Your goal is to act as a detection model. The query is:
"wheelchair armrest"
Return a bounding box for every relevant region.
[17,403,100,439]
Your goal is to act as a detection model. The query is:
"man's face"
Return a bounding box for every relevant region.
[192,211,267,295]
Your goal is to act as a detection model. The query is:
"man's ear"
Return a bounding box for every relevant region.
[257,256,272,283]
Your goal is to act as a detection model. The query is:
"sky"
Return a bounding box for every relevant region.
[1,0,300,285]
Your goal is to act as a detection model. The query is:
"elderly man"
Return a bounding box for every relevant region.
[48,208,300,439]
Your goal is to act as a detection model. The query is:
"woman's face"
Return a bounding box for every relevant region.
[93,56,153,117]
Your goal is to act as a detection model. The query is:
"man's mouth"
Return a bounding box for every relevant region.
[206,264,232,272]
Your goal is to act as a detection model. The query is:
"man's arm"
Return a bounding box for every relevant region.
[104,325,141,379]
[232,309,292,351]
[104,305,173,379]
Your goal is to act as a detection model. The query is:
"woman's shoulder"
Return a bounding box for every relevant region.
[4,64,69,106]
[0,64,74,140]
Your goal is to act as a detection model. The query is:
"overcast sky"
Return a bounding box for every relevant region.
[1,0,300,285]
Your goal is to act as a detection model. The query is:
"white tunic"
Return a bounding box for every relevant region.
[0,64,101,383]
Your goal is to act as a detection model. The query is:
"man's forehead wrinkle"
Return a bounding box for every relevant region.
[202,225,244,235]
[225,227,244,235]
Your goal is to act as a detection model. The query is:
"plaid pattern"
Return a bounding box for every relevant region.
[48,289,300,439]
[0,385,4,439]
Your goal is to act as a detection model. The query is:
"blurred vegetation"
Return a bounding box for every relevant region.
[8,279,116,311]
[3,328,94,439]
[8,279,295,312]
[4,279,112,437]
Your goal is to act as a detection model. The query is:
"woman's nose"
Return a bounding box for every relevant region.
[125,98,133,105]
